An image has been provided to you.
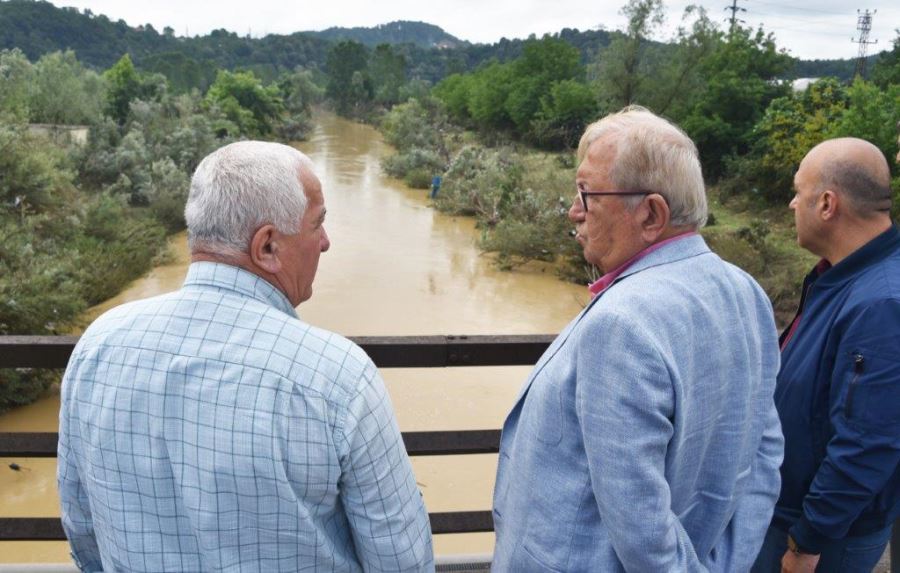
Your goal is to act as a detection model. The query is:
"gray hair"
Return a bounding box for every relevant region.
[818,160,892,216]
[185,141,313,255]
[577,105,707,229]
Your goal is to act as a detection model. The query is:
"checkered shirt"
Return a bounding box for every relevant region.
[58,262,433,572]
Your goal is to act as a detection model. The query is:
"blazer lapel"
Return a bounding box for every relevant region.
[509,235,712,408]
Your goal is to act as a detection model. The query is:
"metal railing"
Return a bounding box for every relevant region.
[0,334,552,541]
[1,335,896,572]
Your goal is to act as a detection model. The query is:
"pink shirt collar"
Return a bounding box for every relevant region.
[588,231,698,297]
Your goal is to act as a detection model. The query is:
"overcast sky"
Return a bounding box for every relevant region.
[48,0,898,61]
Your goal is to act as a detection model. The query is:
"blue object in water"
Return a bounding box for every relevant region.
[430,176,442,199]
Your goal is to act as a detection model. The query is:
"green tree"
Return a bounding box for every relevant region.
[278,68,324,114]
[587,4,718,119]
[369,44,407,106]
[204,70,284,136]
[103,54,163,124]
[0,49,34,121]
[649,6,719,117]
[466,61,514,129]
[29,50,106,125]
[433,73,472,122]
[830,80,900,166]
[870,31,900,90]
[532,79,598,148]
[593,0,665,111]
[505,37,583,137]
[680,26,792,179]
[325,41,372,115]
[727,78,848,202]
[142,51,216,93]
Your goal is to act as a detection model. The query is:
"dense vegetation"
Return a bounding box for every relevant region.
[0,47,320,412]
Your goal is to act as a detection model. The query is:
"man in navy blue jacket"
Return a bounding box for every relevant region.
[752,137,900,573]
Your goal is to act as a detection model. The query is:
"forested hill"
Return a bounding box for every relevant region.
[0,0,178,67]
[307,21,466,49]
[0,0,872,84]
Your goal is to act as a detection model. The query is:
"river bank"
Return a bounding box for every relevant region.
[377,98,817,325]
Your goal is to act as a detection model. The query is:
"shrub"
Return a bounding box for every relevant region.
[404,169,434,189]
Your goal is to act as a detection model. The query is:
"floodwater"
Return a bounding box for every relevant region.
[0,112,589,563]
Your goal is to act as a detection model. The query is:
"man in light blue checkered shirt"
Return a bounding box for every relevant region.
[58,141,434,572]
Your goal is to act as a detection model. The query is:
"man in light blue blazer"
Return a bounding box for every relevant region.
[492,106,783,572]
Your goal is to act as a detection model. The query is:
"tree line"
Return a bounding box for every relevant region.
[0,0,887,92]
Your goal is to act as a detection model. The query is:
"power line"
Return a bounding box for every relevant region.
[751,10,848,29]
[757,23,854,39]
[743,0,848,17]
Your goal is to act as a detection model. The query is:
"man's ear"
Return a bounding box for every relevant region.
[248,224,282,274]
[819,189,838,221]
[639,193,671,242]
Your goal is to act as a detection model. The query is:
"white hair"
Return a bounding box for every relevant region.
[577,106,708,229]
[185,141,314,255]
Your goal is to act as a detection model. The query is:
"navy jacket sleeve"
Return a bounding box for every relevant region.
[790,298,900,552]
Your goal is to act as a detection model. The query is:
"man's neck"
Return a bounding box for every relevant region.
[654,225,696,244]
[821,217,892,265]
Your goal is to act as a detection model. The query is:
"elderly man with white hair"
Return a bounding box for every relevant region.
[491,106,784,572]
[58,141,434,572]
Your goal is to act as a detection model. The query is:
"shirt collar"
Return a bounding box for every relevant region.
[182,261,298,317]
[588,231,698,297]
[814,225,900,287]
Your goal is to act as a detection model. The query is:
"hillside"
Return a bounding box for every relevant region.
[307,21,466,49]
[0,0,873,84]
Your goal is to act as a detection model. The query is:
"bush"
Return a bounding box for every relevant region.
[482,156,582,270]
[404,169,434,189]
[382,148,444,181]
[275,111,314,142]
[435,146,522,220]
[144,159,190,232]
[0,369,59,414]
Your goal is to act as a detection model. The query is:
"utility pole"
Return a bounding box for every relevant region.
[852,9,878,78]
[725,0,746,36]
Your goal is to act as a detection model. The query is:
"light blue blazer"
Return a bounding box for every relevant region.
[492,235,783,572]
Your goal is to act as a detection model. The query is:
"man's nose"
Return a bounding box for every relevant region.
[321,228,331,252]
[568,195,584,222]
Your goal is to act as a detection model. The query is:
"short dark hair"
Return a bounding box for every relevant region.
[820,160,892,216]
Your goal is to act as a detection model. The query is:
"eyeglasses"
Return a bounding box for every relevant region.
[577,189,653,211]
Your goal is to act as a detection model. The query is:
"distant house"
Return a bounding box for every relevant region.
[27,124,89,146]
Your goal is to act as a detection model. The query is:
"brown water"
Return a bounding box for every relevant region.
[0,112,589,563]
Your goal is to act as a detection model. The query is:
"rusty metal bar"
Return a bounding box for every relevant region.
[0,518,65,541]
[403,430,500,456]
[0,430,500,458]
[0,336,79,369]
[0,335,553,369]
[0,511,495,540]
[430,511,494,534]
[0,432,57,457]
